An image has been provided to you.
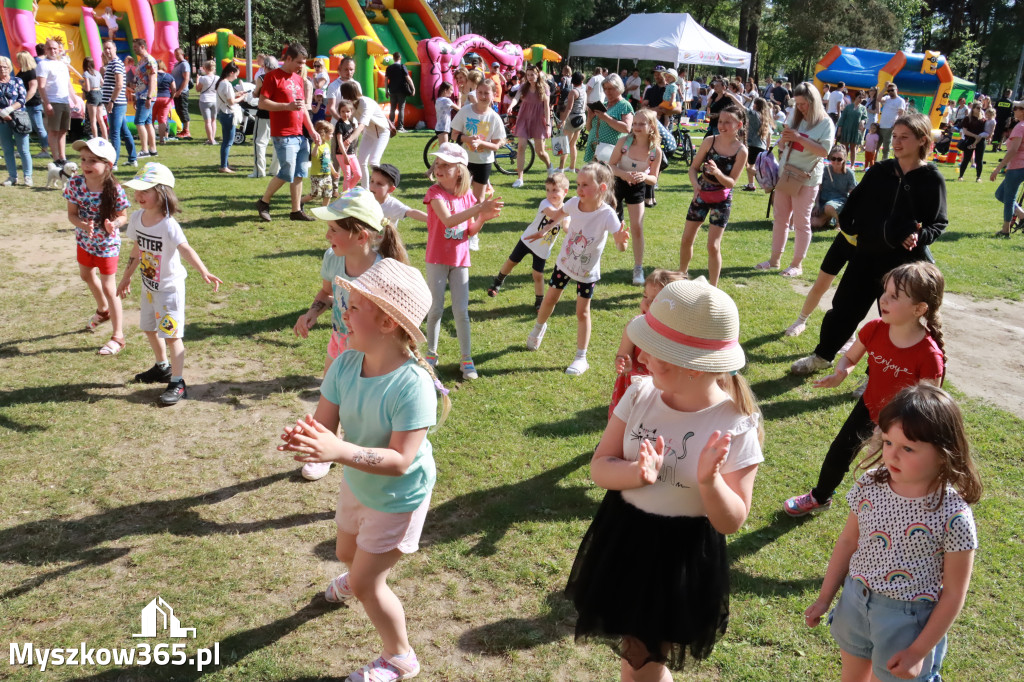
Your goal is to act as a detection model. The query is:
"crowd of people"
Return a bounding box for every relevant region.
[4,38,1009,682]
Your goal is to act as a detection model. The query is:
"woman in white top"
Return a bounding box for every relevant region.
[215,63,246,173]
[341,81,392,188]
[195,60,219,144]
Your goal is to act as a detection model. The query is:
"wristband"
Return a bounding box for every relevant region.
[0,106,12,117]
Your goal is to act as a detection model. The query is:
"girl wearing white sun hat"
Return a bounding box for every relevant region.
[565,276,764,680]
[279,257,451,682]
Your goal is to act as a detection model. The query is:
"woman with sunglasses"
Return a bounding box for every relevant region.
[956,102,987,182]
[991,101,1024,237]
[811,145,857,230]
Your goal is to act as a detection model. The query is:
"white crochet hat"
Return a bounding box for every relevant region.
[335,259,430,346]
[627,277,745,373]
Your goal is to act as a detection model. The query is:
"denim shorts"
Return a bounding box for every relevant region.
[135,98,153,125]
[829,575,947,682]
[272,135,310,183]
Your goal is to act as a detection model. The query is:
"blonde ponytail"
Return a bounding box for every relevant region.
[717,372,764,445]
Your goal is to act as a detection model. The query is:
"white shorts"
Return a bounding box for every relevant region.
[335,476,431,554]
[140,286,185,338]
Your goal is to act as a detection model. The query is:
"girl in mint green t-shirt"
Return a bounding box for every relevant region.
[279,258,450,682]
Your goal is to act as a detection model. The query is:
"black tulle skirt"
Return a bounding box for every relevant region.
[564,490,729,671]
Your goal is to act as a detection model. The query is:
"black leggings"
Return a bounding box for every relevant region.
[812,398,874,504]
[813,254,899,361]
[959,143,985,179]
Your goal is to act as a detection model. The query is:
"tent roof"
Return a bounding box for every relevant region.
[568,13,750,69]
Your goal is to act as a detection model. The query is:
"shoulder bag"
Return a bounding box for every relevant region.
[775,130,813,197]
[0,83,32,135]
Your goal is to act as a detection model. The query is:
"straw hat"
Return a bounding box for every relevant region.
[627,277,745,373]
[335,259,430,345]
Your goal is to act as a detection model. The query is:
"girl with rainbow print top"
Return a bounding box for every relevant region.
[805,384,981,682]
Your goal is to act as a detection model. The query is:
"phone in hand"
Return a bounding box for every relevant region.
[588,100,607,113]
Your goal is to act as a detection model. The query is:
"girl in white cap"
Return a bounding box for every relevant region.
[65,137,131,355]
[292,186,410,481]
[423,141,503,379]
[279,258,451,682]
[565,276,763,681]
[116,163,222,406]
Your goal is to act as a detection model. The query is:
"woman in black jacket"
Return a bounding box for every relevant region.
[957,102,988,182]
[791,112,948,375]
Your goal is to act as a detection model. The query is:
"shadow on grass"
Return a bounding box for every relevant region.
[185,311,300,345]
[0,329,89,358]
[0,382,124,431]
[760,392,856,421]
[457,589,575,655]
[423,451,596,556]
[72,596,343,681]
[523,404,609,438]
[728,510,820,597]
[0,471,332,600]
[255,249,325,260]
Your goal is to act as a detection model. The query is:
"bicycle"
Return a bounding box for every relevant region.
[1012,181,1024,233]
[422,121,534,175]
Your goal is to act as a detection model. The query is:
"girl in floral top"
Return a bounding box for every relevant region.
[64,137,130,354]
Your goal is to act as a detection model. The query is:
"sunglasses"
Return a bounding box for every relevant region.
[828,156,844,161]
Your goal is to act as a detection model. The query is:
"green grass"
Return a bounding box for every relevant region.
[1,130,1022,681]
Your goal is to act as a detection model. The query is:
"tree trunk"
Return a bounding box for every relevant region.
[737,0,751,80]
[307,0,321,54]
[746,0,763,83]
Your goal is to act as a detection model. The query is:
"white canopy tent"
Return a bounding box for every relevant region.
[568,13,750,70]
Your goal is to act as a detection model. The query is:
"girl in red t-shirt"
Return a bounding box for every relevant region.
[784,262,946,516]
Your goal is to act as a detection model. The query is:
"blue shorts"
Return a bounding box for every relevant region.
[829,575,947,682]
[134,98,153,125]
[273,135,310,183]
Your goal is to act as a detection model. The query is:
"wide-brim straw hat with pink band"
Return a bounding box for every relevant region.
[335,258,431,346]
[627,277,745,373]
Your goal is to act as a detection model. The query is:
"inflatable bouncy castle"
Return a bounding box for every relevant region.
[2,0,180,76]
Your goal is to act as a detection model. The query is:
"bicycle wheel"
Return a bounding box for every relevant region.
[423,133,442,169]
[493,136,535,176]
[679,132,696,166]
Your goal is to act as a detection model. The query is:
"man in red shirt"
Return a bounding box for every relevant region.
[255,44,321,222]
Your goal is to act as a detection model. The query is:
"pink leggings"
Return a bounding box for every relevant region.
[771,183,819,268]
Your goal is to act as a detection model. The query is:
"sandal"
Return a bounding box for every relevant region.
[781,266,803,277]
[87,309,110,331]
[347,651,420,682]
[98,336,126,356]
[754,261,779,270]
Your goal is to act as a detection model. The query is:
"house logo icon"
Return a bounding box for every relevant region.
[132,597,196,638]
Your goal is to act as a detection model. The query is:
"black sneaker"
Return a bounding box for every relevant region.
[487,279,501,297]
[290,210,315,221]
[159,379,187,406]
[135,363,172,384]
[255,199,271,222]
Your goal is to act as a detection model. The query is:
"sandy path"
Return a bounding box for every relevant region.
[792,283,1024,419]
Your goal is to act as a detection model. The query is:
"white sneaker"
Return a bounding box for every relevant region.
[300,461,332,481]
[112,165,118,172]
[838,334,856,356]
[632,266,645,286]
[129,160,138,167]
[325,572,353,602]
[790,354,832,375]
[784,318,807,337]
[23,177,33,187]
[547,167,556,177]
[565,356,590,376]
[512,178,524,188]
[468,233,480,251]
[247,171,263,178]
[526,323,547,351]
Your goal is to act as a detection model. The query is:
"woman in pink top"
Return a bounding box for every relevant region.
[991,101,1024,237]
[422,142,503,379]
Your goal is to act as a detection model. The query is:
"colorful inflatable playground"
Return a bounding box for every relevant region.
[2,0,560,131]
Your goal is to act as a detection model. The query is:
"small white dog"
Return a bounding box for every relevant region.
[46,161,78,189]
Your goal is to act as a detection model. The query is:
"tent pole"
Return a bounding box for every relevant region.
[616,58,620,72]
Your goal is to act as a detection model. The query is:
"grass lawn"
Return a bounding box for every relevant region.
[1,128,1022,681]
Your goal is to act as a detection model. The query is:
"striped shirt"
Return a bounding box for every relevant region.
[101,56,127,106]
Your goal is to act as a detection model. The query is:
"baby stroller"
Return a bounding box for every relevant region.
[233,83,259,145]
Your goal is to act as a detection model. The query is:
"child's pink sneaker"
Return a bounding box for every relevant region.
[346,650,420,681]
[325,572,353,602]
[783,491,832,517]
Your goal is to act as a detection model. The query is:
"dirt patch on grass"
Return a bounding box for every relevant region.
[790,282,1024,419]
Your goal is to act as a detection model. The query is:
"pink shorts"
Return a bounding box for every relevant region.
[335,476,431,554]
[77,245,119,275]
[153,97,174,124]
[327,330,349,359]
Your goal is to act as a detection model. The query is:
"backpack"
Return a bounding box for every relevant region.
[754,146,779,191]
